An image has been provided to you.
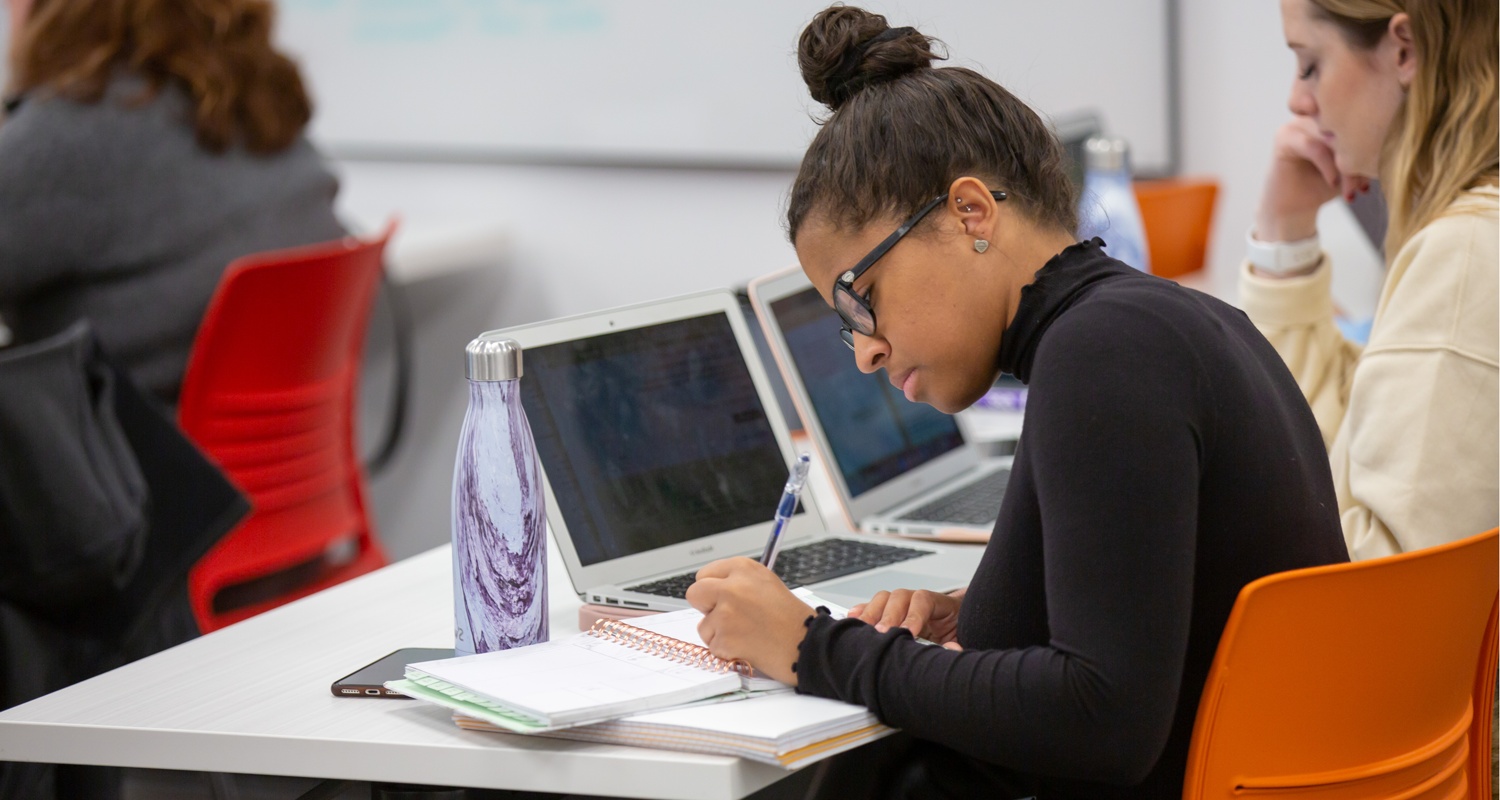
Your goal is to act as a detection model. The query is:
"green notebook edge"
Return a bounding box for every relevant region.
[386,678,549,734]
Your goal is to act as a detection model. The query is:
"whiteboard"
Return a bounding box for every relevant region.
[283,1,1172,169]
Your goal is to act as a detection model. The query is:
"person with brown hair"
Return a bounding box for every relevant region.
[685,6,1347,799]
[1241,0,1498,561]
[0,0,344,404]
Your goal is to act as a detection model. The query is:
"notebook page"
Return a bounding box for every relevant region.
[615,691,880,743]
[407,632,740,726]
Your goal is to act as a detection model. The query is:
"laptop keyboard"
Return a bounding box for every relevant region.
[624,539,933,599]
[895,468,1011,526]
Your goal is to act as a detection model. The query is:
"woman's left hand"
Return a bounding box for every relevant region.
[686,557,814,685]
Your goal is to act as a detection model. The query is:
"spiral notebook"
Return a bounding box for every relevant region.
[389,604,809,733]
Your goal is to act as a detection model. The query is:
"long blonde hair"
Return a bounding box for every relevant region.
[1311,0,1498,257]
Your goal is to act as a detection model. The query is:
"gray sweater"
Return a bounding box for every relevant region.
[0,74,346,402]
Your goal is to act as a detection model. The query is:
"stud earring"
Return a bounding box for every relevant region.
[974,239,989,253]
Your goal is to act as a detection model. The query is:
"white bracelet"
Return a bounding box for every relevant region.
[1246,227,1322,276]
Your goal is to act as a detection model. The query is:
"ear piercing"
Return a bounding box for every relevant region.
[958,197,986,251]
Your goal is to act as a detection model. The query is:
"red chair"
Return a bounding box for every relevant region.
[1182,528,1498,800]
[179,226,395,632]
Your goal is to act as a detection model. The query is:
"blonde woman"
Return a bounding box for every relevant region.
[1242,0,1498,561]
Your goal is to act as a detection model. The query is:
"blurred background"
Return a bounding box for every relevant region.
[0,0,1389,562]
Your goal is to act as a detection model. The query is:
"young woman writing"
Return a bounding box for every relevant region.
[1241,0,1497,561]
[685,7,1348,799]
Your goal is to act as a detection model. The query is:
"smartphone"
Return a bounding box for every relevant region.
[331,647,454,698]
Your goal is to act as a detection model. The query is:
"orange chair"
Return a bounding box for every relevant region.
[179,226,395,632]
[1135,178,1219,279]
[1183,528,1498,800]
[1470,599,1497,800]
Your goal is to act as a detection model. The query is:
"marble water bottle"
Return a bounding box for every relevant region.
[451,335,547,656]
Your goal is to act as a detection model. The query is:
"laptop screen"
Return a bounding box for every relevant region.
[519,312,789,568]
[769,287,964,497]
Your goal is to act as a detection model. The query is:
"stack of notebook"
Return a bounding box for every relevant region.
[454,690,887,769]
[388,593,892,768]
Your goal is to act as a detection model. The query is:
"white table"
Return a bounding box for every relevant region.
[0,540,796,800]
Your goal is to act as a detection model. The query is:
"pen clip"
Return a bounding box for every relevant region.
[785,453,812,494]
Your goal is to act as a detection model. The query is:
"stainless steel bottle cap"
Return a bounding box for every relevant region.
[465,335,522,381]
[1085,137,1130,172]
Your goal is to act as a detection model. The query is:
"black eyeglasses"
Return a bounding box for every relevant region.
[833,190,1007,349]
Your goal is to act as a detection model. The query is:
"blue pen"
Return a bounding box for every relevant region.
[760,454,812,572]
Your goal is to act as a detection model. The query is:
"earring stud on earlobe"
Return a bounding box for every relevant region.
[974,240,989,253]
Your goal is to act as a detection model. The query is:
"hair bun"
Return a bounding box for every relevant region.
[798,6,941,111]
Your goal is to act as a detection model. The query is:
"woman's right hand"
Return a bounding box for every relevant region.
[1254,116,1368,244]
[848,588,964,644]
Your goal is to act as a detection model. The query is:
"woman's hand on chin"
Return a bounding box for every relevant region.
[686,557,813,686]
[1254,116,1368,244]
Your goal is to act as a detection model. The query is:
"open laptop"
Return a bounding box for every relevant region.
[491,289,984,612]
[748,268,1013,541]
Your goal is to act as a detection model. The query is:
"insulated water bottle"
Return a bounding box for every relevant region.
[451,334,547,656]
[1077,137,1153,273]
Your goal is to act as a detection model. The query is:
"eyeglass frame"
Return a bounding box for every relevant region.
[833,190,1007,350]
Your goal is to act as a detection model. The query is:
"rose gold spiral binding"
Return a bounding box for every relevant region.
[588,619,756,678]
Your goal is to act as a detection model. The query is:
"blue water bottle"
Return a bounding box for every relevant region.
[451,334,547,656]
[1077,137,1153,273]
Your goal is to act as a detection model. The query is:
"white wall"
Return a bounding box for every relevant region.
[0,11,9,92]
[334,161,800,325]
[283,0,1171,170]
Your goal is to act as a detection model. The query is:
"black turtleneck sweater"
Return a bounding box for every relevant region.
[795,239,1348,799]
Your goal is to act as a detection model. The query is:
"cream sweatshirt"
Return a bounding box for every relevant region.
[1239,185,1499,561]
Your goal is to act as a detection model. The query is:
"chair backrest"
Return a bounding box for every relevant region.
[1135,178,1218,279]
[178,226,394,631]
[1183,528,1499,800]
[1470,598,1497,800]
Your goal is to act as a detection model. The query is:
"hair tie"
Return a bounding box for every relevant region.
[827,26,919,108]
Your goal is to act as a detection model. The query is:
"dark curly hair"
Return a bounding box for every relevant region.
[9,0,311,154]
[787,5,1077,242]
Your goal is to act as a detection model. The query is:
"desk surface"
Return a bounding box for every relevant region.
[0,542,793,800]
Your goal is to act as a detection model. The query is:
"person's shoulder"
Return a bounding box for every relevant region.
[1446,183,1499,215]
[1035,273,1212,375]
[0,92,101,196]
[1390,186,1497,289]
[1376,186,1498,359]
[1402,184,1498,251]
[0,74,190,175]
[1070,269,1236,342]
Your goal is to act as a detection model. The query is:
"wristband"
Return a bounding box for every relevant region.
[1246,227,1322,276]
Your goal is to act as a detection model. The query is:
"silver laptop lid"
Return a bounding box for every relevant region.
[748,268,978,527]
[491,289,824,596]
